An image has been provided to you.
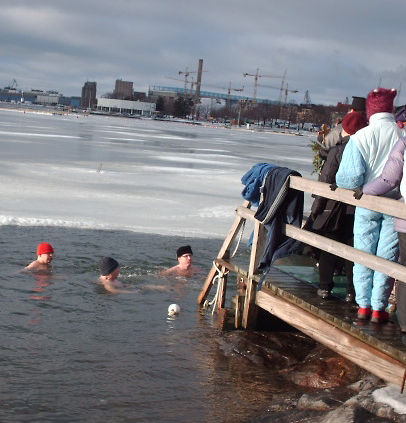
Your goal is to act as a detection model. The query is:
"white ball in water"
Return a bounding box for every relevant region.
[168,304,180,316]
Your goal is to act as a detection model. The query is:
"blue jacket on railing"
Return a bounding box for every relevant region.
[241,163,276,206]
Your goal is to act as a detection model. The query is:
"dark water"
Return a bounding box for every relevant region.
[1,225,324,422]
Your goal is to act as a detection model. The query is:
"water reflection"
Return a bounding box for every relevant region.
[29,273,52,301]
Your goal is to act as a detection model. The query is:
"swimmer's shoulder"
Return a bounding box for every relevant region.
[160,265,179,276]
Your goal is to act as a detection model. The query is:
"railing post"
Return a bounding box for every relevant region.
[242,219,266,328]
[198,200,250,306]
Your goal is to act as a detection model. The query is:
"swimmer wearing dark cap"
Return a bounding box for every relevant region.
[160,245,200,277]
[98,257,132,293]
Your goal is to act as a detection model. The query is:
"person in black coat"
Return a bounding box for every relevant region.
[307,111,368,301]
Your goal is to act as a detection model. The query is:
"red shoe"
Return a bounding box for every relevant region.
[357,307,371,320]
[371,310,389,324]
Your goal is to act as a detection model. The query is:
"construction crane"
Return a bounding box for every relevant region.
[282,83,299,104]
[166,75,196,98]
[5,78,18,90]
[257,82,299,97]
[277,69,289,105]
[303,90,312,106]
[201,82,244,108]
[178,67,195,98]
[178,62,206,100]
[243,68,282,102]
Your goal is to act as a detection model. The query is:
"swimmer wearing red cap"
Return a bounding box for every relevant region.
[24,242,54,273]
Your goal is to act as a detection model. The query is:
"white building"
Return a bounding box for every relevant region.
[36,93,60,105]
[96,98,155,117]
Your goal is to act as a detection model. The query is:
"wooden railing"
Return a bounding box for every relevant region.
[198,175,406,327]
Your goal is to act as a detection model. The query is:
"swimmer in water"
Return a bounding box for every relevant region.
[98,257,133,293]
[24,242,54,273]
[99,257,168,293]
[160,245,200,277]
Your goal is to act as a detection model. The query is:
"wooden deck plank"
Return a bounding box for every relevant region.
[259,265,406,365]
[256,289,406,387]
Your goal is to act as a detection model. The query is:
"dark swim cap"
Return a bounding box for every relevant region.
[176,245,193,257]
[99,257,119,276]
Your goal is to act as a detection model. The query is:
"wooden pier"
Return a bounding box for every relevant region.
[198,176,406,389]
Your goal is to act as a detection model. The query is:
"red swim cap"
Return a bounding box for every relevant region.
[37,242,54,256]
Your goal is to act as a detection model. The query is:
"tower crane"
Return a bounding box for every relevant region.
[166,75,196,98]
[243,68,282,102]
[5,78,18,90]
[201,82,244,108]
[303,90,312,106]
[282,83,299,104]
[178,68,196,98]
[178,63,207,100]
[257,82,299,97]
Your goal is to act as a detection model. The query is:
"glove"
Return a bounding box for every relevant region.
[329,183,338,191]
[353,187,363,200]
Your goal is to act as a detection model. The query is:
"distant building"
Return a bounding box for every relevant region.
[0,88,36,103]
[36,93,60,105]
[133,91,146,101]
[59,96,81,108]
[113,79,133,100]
[96,98,155,117]
[81,81,97,109]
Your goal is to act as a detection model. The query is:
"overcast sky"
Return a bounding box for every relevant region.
[1,0,406,105]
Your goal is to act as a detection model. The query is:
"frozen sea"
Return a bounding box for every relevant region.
[0,109,324,423]
[0,109,315,236]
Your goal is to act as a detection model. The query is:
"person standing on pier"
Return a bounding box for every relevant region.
[310,112,367,301]
[357,135,406,331]
[335,88,405,323]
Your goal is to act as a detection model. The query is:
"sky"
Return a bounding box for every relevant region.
[1,0,406,106]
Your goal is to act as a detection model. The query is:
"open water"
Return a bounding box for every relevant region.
[0,109,323,422]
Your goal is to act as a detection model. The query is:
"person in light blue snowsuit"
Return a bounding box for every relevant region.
[335,88,406,323]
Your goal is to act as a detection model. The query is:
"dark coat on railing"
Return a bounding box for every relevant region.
[254,166,303,269]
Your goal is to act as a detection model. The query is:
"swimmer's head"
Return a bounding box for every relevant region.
[37,242,54,256]
[37,242,54,264]
[99,257,119,276]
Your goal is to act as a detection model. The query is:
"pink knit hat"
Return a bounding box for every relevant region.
[366,88,397,120]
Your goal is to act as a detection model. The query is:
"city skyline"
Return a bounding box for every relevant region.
[1,0,406,106]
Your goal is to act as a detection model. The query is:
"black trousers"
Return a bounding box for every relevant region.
[318,220,354,294]
[397,233,406,331]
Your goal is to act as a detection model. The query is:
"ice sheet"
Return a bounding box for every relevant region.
[0,110,316,237]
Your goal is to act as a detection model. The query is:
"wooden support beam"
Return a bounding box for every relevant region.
[236,205,256,221]
[216,265,228,310]
[197,201,250,305]
[248,220,266,278]
[289,176,406,221]
[256,289,406,387]
[215,258,247,276]
[234,295,244,328]
[242,220,265,329]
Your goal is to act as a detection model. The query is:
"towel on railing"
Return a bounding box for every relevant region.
[255,167,303,271]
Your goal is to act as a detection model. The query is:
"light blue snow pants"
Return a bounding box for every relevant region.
[353,207,398,311]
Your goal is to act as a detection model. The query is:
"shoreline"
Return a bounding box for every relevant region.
[0,102,312,137]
